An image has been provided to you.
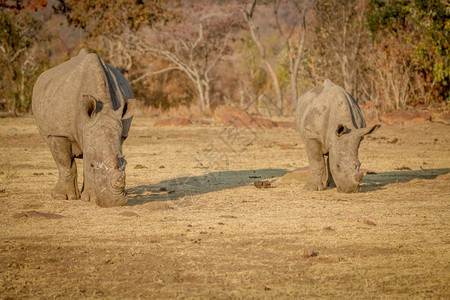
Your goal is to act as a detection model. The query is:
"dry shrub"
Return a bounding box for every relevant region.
[130,56,195,111]
[139,103,204,120]
[365,36,415,110]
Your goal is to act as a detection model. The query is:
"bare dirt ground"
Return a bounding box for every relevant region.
[1,116,449,298]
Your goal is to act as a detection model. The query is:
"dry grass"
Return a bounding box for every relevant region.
[0,116,449,298]
[0,157,18,180]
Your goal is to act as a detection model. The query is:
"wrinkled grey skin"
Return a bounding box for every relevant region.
[295,79,380,193]
[32,49,136,207]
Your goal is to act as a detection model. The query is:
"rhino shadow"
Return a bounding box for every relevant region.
[126,168,288,206]
[360,168,450,192]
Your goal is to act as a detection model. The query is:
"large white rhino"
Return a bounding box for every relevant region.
[32,49,136,207]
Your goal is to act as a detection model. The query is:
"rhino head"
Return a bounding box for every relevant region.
[79,95,135,207]
[328,123,380,193]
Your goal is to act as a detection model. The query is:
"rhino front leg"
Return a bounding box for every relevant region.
[324,155,336,188]
[48,136,80,200]
[304,139,326,191]
[80,179,98,203]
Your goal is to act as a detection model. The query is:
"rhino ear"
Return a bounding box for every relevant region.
[335,124,348,137]
[81,95,98,118]
[358,124,380,136]
[121,98,136,120]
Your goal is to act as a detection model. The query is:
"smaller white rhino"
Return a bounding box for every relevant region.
[295,79,380,193]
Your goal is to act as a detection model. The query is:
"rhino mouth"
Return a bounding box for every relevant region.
[107,171,126,192]
[97,178,127,206]
[96,190,128,207]
[108,179,126,193]
[337,184,361,193]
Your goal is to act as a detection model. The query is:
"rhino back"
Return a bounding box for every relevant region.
[296,80,366,146]
[32,50,87,138]
[32,50,133,141]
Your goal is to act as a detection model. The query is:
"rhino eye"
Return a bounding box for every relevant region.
[336,124,347,137]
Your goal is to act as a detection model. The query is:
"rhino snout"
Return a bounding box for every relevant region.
[356,171,364,182]
[337,184,361,193]
[91,170,127,207]
[336,171,363,193]
[111,171,126,190]
[96,191,127,207]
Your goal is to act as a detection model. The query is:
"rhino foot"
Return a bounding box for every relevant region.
[81,188,127,207]
[304,181,326,191]
[96,195,128,208]
[81,191,98,203]
[52,181,80,200]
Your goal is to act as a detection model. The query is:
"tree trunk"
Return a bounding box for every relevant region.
[195,76,212,114]
[195,78,206,112]
[239,0,284,116]
[290,72,298,111]
[290,34,305,112]
[203,80,211,114]
[239,83,245,108]
[20,63,26,113]
[264,60,283,116]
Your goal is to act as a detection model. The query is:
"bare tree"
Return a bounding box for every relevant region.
[312,0,369,101]
[128,8,239,113]
[0,10,49,114]
[364,34,414,110]
[54,0,235,112]
[273,0,308,110]
[98,37,134,73]
[237,0,284,116]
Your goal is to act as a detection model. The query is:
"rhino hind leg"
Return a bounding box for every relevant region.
[304,139,326,191]
[49,136,80,200]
